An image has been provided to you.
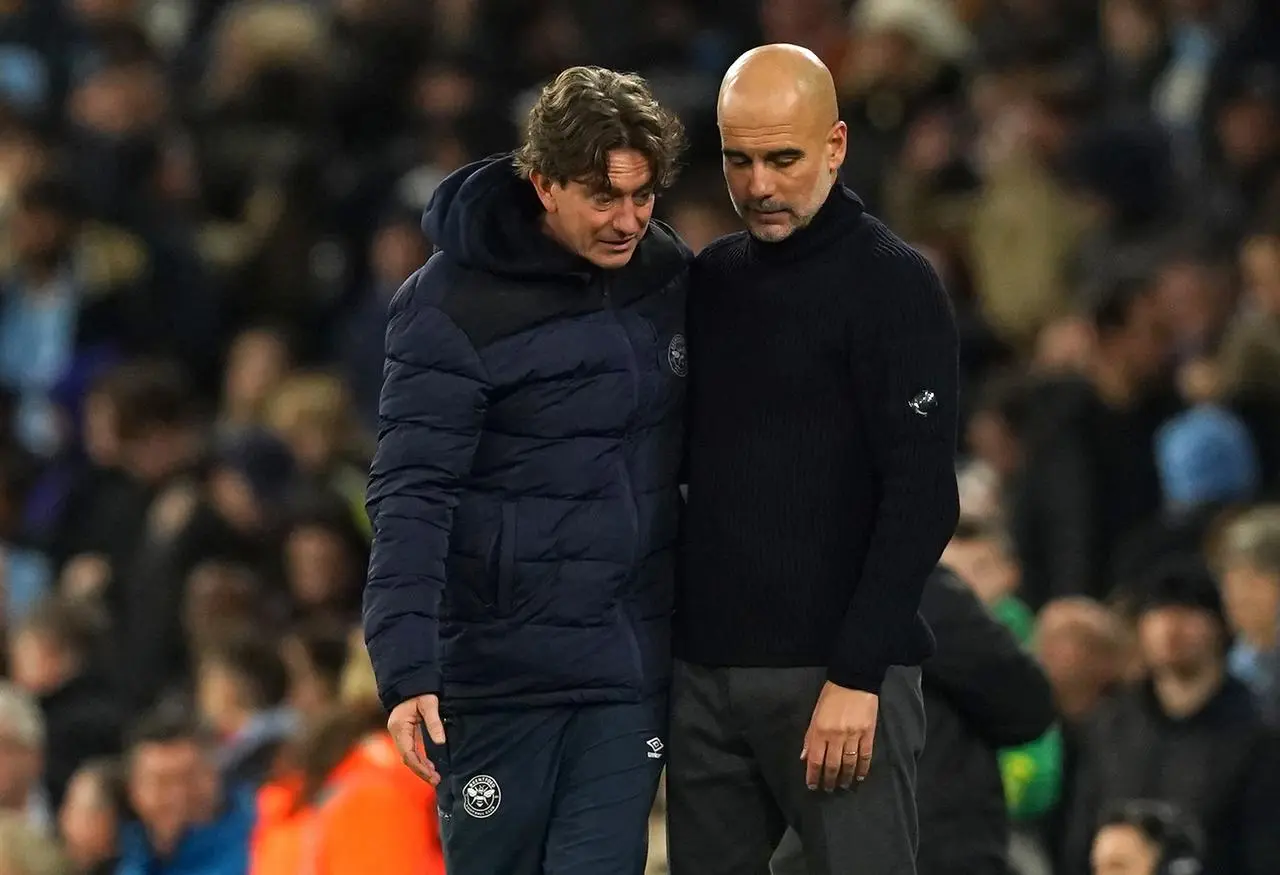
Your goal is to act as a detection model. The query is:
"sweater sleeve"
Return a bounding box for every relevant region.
[830,242,960,693]
[363,271,491,712]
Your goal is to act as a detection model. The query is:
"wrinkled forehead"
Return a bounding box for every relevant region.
[717,97,829,156]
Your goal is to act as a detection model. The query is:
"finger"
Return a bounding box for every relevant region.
[421,760,442,787]
[805,739,826,790]
[407,754,440,785]
[390,717,418,764]
[822,737,844,793]
[420,698,448,745]
[390,719,436,783]
[856,731,874,782]
[837,738,859,790]
[404,744,440,786]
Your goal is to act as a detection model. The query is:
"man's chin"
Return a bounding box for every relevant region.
[747,221,796,243]
[586,245,637,269]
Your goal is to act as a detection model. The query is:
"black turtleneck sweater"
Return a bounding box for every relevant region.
[676,185,961,693]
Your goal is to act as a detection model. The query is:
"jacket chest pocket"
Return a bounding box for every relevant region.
[493,501,517,615]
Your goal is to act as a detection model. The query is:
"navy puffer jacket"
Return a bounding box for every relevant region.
[364,156,690,713]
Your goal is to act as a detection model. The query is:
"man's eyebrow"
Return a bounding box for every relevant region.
[597,184,655,197]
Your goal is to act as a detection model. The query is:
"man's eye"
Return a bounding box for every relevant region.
[634,192,653,205]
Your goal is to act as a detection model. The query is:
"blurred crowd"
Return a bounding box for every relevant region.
[0,0,1278,875]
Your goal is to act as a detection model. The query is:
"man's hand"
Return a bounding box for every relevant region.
[801,682,879,792]
[388,694,446,786]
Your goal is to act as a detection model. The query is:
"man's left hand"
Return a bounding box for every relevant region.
[801,682,879,792]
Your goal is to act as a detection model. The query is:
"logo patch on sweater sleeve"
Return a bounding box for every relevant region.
[908,389,938,417]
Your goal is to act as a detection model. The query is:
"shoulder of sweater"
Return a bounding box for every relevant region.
[849,215,951,323]
[856,214,936,282]
[693,230,750,266]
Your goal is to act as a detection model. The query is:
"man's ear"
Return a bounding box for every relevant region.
[827,120,848,172]
[530,170,558,213]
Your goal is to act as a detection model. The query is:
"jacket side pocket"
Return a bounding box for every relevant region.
[496,502,517,615]
[423,715,455,819]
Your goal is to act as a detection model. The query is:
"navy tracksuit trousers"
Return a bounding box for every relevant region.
[426,695,666,875]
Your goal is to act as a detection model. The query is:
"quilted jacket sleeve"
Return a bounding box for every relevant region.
[363,273,490,712]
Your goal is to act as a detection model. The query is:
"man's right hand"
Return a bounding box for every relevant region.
[388,694,446,786]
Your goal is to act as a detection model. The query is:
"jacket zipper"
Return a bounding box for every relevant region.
[602,277,641,575]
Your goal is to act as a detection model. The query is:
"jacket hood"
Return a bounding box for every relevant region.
[422,154,590,281]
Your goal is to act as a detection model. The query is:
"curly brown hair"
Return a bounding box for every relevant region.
[513,66,686,193]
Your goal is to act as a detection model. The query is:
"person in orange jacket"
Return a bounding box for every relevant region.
[250,628,444,875]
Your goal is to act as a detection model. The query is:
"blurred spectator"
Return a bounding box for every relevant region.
[1065,119,1179,286]
[943,516,1031,625]
[1036,596,1131,869]
[248,631,444,875]
[662,189,739,254]
[263,372,370,535]
[914,564,1056,875]
[0,681,47,833]
[280,497,367,625]
[0,811,69,875]
[279,619,349,722]
[1202,60,1280,244]
[1011,274,1183,605]
[1155,405,1259,509]
[1036,598,1130,728]
[208,429,298,541]
[1089,799,1204,875]
[194,629,294,791]
[1217,505,1280,720]
[336,207,427,430]
[943,518,1065,827]
[965,374,1038,525]
[841,0,970,213]
[117,708,253,875]
[1088,0,1169,121]
[1111,403,1261,586]
[967,83,1097,351]
[0,172,126,459]
[217,326,294,441]
[181,561,267,657]
[1063,559,1280,875]
[0,444,48,624]
[8,597,120,811]
[57,758,126,875]
[48,360,202,604]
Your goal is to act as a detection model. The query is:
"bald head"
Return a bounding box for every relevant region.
[716,44,846,243]
[718,44,838,131]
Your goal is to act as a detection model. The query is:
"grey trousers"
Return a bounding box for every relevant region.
[666,660,926,875]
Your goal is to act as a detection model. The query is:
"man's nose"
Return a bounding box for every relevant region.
[612,201,642,236]
[747,164,774,200]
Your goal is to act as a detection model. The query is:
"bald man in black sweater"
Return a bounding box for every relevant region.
[667,44,961,875]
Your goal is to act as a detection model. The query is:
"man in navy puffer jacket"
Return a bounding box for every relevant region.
[363,66,690,875]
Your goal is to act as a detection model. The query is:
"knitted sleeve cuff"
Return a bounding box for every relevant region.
[826,662,888,696]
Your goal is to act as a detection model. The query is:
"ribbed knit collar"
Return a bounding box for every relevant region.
[746,182,866,264]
